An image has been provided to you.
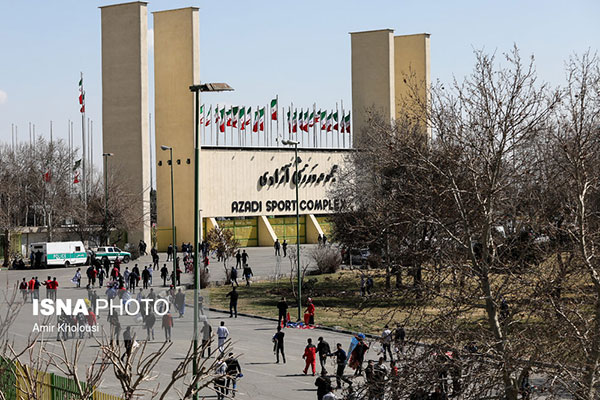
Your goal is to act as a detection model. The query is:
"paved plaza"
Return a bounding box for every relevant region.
[0,246,365,399]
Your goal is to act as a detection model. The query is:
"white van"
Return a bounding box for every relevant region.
[29,241,87,267]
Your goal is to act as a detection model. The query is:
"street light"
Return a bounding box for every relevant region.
[281,139,302,321]
[102,153,113,245]
[189,81,233,400]
[160,145,176,289]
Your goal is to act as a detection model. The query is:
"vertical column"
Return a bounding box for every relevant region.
[154,8,200,246]
[100,2,150,245]
[350,29,395,148]
[394,33,431,137]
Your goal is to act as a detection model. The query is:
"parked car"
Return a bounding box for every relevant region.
[94,246,131,264]
[342,248,370,266]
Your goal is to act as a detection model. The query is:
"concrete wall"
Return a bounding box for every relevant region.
[350,29,395,148]
[100,1,151,245]
[154,148,347,244]
[153,7,200,248]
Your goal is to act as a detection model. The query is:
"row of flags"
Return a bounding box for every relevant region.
[198,98,351,134]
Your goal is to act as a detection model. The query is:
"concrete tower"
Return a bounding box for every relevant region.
[350,29,430,147]
[153,7,200,249]
[100,1,151,245]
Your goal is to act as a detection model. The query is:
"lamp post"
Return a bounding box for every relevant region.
[160,145,176,288]
[189,82,233,400]
[282,139,302,321]
[102,153,113,245]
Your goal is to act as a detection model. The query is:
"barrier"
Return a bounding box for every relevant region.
[0,357,122,400]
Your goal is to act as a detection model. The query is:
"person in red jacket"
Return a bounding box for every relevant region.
[302,338,317,376]
[305,297,316,326]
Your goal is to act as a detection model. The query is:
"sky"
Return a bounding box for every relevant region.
[0,0,599,166]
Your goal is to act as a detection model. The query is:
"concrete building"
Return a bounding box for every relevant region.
[100,1,151,245]
[100,3,430,250]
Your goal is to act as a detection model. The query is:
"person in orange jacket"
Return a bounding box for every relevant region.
[302,338,317,376]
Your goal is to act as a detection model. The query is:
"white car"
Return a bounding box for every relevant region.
[95,246,131,263]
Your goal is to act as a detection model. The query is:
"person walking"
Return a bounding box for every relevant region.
[98,267,105,288]
[273,326,286,363]
[381,325,394,361]
[49,277,58,301]
[43,276,53,298]
[303,338,317,376]
[226,287,238,318]
[160,264,169,287]
[162,311,173,342]
[214,359,227,400]
[167,244,173,261]
[241,250,249,267]
[329,343,352,389]
[315,370,332,400]
[225,352,242,397]
[274,239,281,256]
[27,277,35,302]
[317,337,331,373]
[19,278,28,302]
[394,324,406,353]
[230,267,239,287]
[72,269,82,288]
[151,247,159,270]
[235,250,242,269]
[109,313,121,345]
[351,337,369,376]
[144,312,156,340]
[201,318,212,358]
[217,321,229,356]
[175,288,185,317]
[282,240,288,257]
[121,326,133,361]
[277,297,288,328]
[243,264,253,286]
[142,266,151,289]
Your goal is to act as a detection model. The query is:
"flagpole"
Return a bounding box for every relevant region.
[341,100,345,148]
[80,72,87,210]
[276,95,279,146]
[216,104,219,146]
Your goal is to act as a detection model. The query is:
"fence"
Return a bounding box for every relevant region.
[0,357,122,400]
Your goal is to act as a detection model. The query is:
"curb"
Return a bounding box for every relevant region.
[206,307,378,340]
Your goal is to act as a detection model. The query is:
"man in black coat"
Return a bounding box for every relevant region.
[277,296,288,328]
[314,370,332,400]
[316,337,331,373]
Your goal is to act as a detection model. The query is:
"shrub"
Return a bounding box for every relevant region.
[309,245,342,275]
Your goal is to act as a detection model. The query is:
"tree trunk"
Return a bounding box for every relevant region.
[581,292,600,399]
[385,233,391,290]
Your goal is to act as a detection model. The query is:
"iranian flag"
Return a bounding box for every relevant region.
[344,112,351,133]
[205,106,212,126]
[219,108,226,132]
[199,105,204,124]
[270,98,277,120]
[333,111,339,131]
[292,110,298,133]
[232,106,239,128]
[215,106,220,123]
[326,112,333,132]
[258,108,265,131]
[226,109,232,127]
[238,107,246,129]
[302,110,309,132]
[320,111,327,129]
[308,111,315,128]
[315,109,321,124]
[78,76,85,113]
[298,109,304,132]
[252,110,260,132]
[245,107,252,130]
